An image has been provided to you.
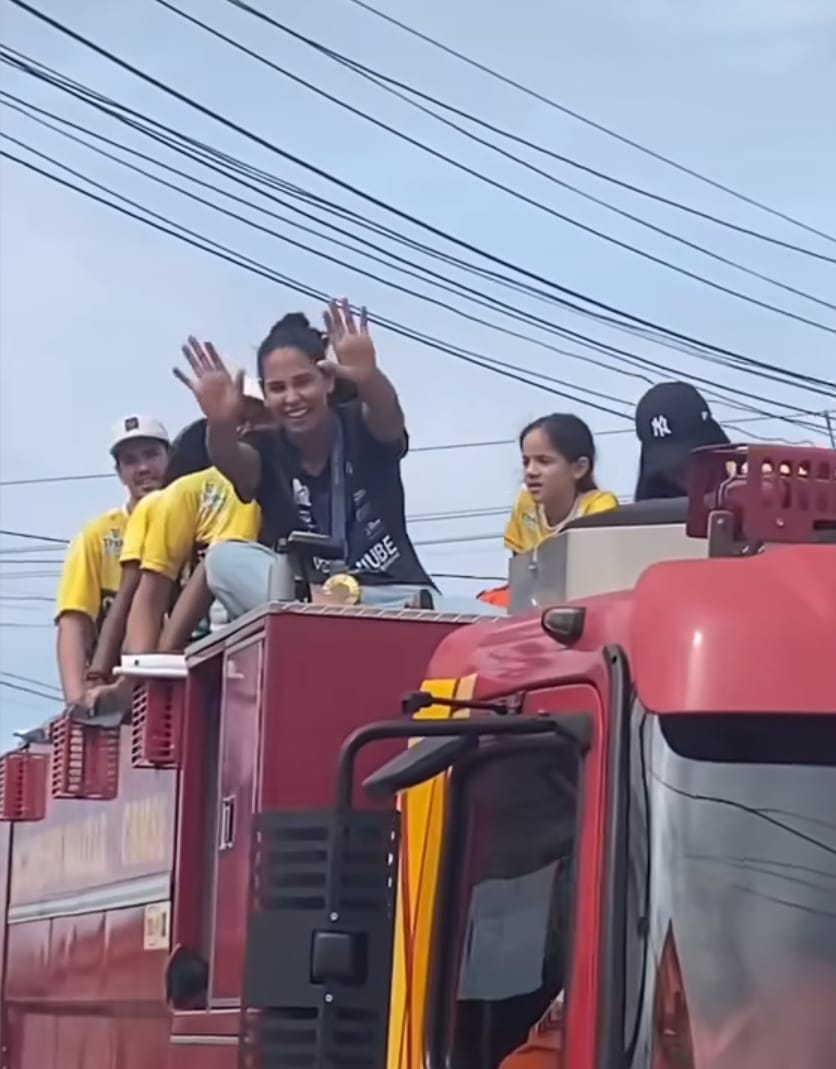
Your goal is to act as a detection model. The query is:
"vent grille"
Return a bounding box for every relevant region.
[50,713,120,800]
[131,679,184,768]
[240,809,400,1069]
[0,751,48,821]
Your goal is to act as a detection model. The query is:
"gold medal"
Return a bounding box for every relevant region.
[322,573,362,605]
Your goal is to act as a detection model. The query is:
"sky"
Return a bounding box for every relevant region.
[0,0,834,747]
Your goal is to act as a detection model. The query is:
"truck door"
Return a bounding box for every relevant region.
[424,683,604,1069]
[209,634,264,1005]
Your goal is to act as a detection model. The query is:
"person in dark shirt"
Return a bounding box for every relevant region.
[634,382,730,500]
[174,298,436,615]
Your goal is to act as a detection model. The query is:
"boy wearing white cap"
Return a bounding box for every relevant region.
[54,415,170,703]
[81,373,268,712]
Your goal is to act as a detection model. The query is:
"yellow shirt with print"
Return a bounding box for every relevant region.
[504,488,620,555]
[140,467,261,583]
[120,490,163,566]
[55,507,127,628]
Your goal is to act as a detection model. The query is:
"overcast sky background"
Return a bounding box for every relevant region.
[1,0,834,746]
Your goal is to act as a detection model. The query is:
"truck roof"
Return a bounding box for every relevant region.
[428,543,836,715]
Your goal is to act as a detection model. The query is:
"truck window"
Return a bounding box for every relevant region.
[629,712,836,1069]
[435,741,580,1069]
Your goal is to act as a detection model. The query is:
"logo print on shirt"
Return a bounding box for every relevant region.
[650,415,672,439]
[103,529,123,557]
[355,534,401,573]
[199,483,227,517]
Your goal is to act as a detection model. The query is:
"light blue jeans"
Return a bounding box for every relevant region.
[205,541,501,621]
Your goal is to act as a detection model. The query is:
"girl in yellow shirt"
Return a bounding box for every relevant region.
[504,413,619,553]
[480,415,618,609]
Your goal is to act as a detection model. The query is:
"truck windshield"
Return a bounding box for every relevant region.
[631,712,836,1069]
[436,740,580,1069]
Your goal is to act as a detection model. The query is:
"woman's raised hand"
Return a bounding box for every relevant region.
[174,337,245,425]
[323,298,377,385]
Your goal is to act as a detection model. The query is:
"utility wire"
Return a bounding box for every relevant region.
[0,670,61,692]
[2,148,639,420]
[219,0,836,308]
[1,127,639,417]
[5,139,827,438]
[0,678,60,700]
[343,0,836,248]
[32,112,792,424]
[1,96,829,431]
[7,0,835,394]
[3,53,833,408]
[301,16,836,265]
[0,529,69,544]
[0,407,831,491]
[154,0,836,334]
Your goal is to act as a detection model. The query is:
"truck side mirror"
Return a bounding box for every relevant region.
[362,735,477,799]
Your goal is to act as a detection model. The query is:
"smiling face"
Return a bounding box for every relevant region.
[260,345,333,438]
[114,437,169,503]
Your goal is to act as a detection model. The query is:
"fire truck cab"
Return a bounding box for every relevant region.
[1,443,835,1069]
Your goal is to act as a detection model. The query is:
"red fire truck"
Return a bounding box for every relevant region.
[1,443,835,1069]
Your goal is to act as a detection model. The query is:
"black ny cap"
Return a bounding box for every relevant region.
[635,382,729,476]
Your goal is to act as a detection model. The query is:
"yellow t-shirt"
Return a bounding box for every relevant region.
[120,490,162,566]
[504,488,620,555]
[55,507,128,627]
[140,467,261,583]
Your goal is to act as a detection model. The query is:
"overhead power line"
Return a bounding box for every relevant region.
[0,528,69,544]
[343,0,836,248]
[0,670,61,693]
[218,0,836,302]
[1,406,831,490]
[5,141,828,440]
[2,128,639,419]
[3,52,833,412]
[1,88,831,435]
[7,0,836,396]
[2,147,637,420]
[155,0,836,331]
[290,12,836,265]
[27,105,825,426]
[0,137,829,438]
[0,678,60,701]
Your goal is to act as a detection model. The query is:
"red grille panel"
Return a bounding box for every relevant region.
[0,751,48,821]
[49,712,120,800]
[131,679,184,768]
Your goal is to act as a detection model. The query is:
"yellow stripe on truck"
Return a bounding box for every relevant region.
[386,674,477,1069]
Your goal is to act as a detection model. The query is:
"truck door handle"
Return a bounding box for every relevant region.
[219,794,236,851]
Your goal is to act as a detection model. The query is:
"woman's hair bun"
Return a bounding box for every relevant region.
[272,312,311,332]
[256,310,329,371]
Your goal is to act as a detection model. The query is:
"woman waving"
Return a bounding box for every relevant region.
[175,300,435,615]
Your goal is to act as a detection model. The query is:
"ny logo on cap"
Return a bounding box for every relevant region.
[650,415,672,439]
[125,417,139,432]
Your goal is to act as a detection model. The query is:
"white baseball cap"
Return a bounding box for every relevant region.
[226,363,264,403]
[110,415,170,456]
[242,373,264,402]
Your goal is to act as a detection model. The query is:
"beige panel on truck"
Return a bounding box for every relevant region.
[509,502,706,613]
